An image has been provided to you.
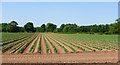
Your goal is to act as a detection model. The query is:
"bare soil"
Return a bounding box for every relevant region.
[2,51,118,63]
[44,36,54,54]
[40,34,46,54]
[77,43,100,51]
[3,39,28,54]
[58,39,86,52]
[34,34,40,53]
[50,37,73,53]
[23,35,38,53]
[45,35,65,54]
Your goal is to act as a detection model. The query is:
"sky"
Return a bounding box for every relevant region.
[2,2,118,27]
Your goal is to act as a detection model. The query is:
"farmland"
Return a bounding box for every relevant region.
[1,33,119,63]
[2,33,118,54]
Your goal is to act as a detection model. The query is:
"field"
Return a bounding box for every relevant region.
[1,33,119,64]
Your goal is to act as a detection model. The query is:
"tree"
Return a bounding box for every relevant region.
[40,24,45,32]
[63,25,69,32]
[2,23,7,32]
[6,21,19,32]
[53,28,60,33]
[19,27,25,32]
[59,24,65,32]
[36,27,41,32]
[46,23,57,32]
[68,24,77,33]
[24,22,34,32]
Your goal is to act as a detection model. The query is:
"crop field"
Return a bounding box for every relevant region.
[1,33,118,54]
[1,33,119,63]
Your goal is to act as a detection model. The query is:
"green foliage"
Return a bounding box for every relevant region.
[63,24,77,33]
[24,22,34,32]
[59,24,65,32]
[36,27,41,32]
[109,22,118,34]
[53,28,60,33]
[6,23,19,32]
[97,32,103,35]
[46,23,57,32]
[1,18,119,34]
[1,23,8,32]
[63,26,69,32]
[40,24,45,32]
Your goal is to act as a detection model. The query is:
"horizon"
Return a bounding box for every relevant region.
[2,2,118,28]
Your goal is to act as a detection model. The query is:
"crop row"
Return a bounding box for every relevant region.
[53,37,96,52]
[45,36,57,53]
[46,35,68,53]
[29,36,39,52]
[37,36,41,53]
[2,33,31,42]
[46,34,101,52]
[52,33,118,50]
[16,34,38,53]
[2,34,33,47]
[2,36,31,52]
[2,33,34,46]
[48,34,103,51]
[47,35,76,52]
[43,36,49,54]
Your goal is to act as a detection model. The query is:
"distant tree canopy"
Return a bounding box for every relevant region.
[1,18,119,34]
[59,24,65,32]
[24,22,34,32]
[40,24,45,32]
[46,23,57,32]
[1,23,8,32]
[6,21,19,32]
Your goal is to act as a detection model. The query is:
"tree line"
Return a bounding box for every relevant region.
[0,18,120,34]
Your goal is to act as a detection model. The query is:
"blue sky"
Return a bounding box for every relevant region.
[2,2,118,27]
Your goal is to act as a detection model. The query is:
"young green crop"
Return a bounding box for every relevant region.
[47,33,118,51]
[16,35,38,53]
[45,36,57,53]
[2,33,33,45]
[46,35,68,53]
[56,40,76,52]
[37,36,41,53]
[43,36,49,54]
[74,43,96,51]
[2,36,31,52]
[29,36,39,52]
[9,42,24,52]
